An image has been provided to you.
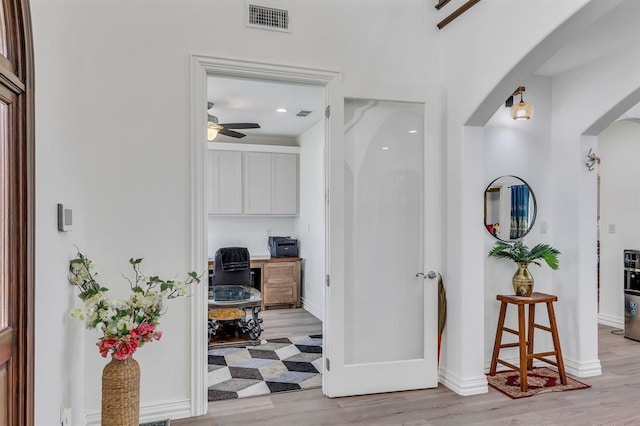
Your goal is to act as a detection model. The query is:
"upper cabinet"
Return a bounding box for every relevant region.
[208,148,298,216]
[271,154,298,215]
[244,152,273,214]
[207,150,243,215]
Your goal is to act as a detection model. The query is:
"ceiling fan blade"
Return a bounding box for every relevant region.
[219,128,246,138]
[220,123,260,130]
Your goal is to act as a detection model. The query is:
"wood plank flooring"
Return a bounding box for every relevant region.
[258,308,323,340]
[175,315,638,425]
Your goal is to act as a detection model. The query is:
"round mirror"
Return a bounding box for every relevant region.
[484,175,537,240]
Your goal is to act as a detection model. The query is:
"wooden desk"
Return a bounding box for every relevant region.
[489,292,567,392]
[208,257,302,310]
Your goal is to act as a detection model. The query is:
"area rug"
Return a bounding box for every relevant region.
[487,367,590,399]
[207,334,322,401]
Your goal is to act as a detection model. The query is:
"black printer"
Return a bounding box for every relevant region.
[268,236,299,257]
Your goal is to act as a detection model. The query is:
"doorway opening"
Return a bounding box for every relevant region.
[189,55,338,414]
[205,74,326,401]
[597,115,640,333]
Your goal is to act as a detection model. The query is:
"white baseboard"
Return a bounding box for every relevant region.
[598,313,623,329]
[482,355,602,379]
[301,297,323,321]
[483,356,521,373]
[85,398,191,426]
[438,368,488,396]
[564,357,602,378]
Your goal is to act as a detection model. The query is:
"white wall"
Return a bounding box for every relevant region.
[31,0,443,422]
[208,216,296,258]
[32,1,88,425]
[31,0,636,420]
[296,121,325,320]
[438,0,596,395]
[547,40,640,376]
[599,120,640,327]
[483,76,554,368]
[474,1,640,381]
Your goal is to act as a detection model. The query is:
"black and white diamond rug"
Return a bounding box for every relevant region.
[208,334,323,401]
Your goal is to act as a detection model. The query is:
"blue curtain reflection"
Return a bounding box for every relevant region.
[510,185,530,239]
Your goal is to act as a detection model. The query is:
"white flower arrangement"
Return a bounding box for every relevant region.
[68,251,201,360]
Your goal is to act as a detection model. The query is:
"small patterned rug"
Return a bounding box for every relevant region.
[208,334,322,401]
[487,367,590,399]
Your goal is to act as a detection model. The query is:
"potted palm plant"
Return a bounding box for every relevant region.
[488,240,560,296]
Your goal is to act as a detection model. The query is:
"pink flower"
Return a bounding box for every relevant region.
[97,337,120,358]
[131,322,155,341]
[113,340,139,360]
[154,330,162,341]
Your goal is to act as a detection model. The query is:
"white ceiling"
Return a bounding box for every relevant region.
[207,75,324,142]
[536,1,640,78]
[533,1,640,123]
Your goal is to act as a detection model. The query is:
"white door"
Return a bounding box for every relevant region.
[325,98,439,396]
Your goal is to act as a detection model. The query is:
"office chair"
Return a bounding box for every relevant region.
[212,247,251,286]
[208,247,262,342]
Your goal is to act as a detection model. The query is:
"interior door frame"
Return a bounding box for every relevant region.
[189,55,340,416]
[0,0,35,425]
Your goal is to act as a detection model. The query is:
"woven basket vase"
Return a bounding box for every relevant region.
[102,356,140,426]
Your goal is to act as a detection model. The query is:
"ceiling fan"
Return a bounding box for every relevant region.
[207,102,260,141]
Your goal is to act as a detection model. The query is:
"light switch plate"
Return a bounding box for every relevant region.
[57,203,73,232]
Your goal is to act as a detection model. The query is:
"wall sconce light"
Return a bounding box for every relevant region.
[505,86,534,120]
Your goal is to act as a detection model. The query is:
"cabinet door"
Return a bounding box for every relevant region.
[263,261,300,307]
[271,153,298,215]
[208,151,243,214]
[264,282,296,305]
[244,152,272,214]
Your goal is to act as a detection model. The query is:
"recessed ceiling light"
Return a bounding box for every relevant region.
[381,147,390,150]
[276,108,288,113]
[408,130,417,134]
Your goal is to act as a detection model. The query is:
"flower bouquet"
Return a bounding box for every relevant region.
[68,251,201,360]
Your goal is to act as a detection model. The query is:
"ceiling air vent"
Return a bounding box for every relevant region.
[246,3,290,33]
[296,110,312,117]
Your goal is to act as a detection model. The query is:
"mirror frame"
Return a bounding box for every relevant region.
[484,175,537,241]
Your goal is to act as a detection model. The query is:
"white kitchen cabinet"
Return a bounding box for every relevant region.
[244,152,298,215]
[244,152,273,214]
[207,150,243,215]
[271,153,298,215]
[208,148,298,216]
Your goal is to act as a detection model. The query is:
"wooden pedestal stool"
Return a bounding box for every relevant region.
[489,292,567,392]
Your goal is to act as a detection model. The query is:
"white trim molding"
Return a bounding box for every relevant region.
[564,356,602,378]
[301,298,323,321]
[85,398,191,426]
[482,355,602,380]
[190,54,339,417]
[208,142,300,154]
[438,368,488,396]
[598,313,623,329]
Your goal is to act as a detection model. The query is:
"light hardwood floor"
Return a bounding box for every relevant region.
[176,314,638,425]
[258,307,323,340]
